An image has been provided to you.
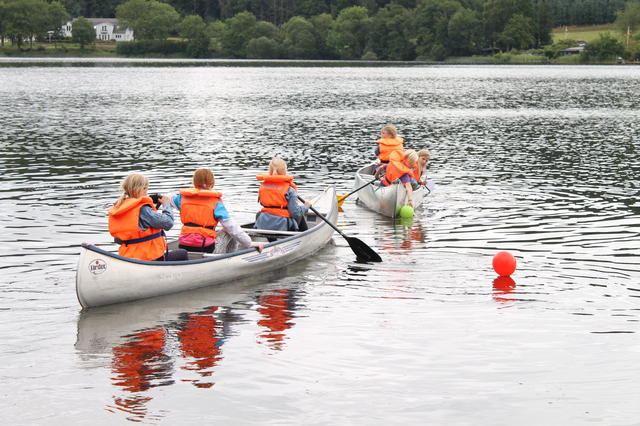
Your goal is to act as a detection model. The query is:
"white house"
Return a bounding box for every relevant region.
[62,18,134,42]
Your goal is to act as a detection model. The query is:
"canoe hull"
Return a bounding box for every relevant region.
[354,165,429,218]
[76,186,337,308]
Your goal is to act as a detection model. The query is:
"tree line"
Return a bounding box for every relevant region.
[57,0,636,27]
[97,0,558,59]
[1,0,639,60]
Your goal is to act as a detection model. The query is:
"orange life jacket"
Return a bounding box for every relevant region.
[179,188,222,239]
[413,163,424,181]
[377,137,404,163]
[382,150,412,186]
[108,197,167,261]
[257,174,298,218]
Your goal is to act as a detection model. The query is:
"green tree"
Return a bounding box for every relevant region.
[326,6,371,59]
[369,3,415,60]
[72,16,95,49]
[221,11,257,57]
[447,8,480,55]
[4,0,51,48]
[247,36,282,58]
[497,13,535,50]
[532,0,553,47]
[483,0,533,47]
[310,13,335,58]
[283,16,318,59]
[254,20,279,39]
[615,1,640,45]
[207,20,225,55]
[295,0,330,17]
[582,32,625,61]
[0,1,7,47]
[178,14,209,57]
[415,0,462,59]
[47,1,71,44]
[116,0,180,40]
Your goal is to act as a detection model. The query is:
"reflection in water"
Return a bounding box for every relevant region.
[343,264,373,282]
[75,282,305,421]
[177,307,224,389]
[109,328,173,421]
[106,306,234,419]
[377,220,428,254]
[257,289,298,350]
[493,276,517,304]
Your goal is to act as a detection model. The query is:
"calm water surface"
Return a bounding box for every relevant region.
[1,63,639,424]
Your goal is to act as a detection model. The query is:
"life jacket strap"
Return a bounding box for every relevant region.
[261,205,287,209]
[114,230,165,246]
[184,222,216,230]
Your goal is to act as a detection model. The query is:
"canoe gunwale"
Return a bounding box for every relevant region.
[80,217,325,267]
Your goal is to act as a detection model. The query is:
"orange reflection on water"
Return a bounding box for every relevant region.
[257,289,294,350]
[377,220,427,254]
[109,328,172,421]
[178,307,223,388]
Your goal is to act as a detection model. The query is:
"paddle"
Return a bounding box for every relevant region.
[298,196,382,262]
[337,178,377,208]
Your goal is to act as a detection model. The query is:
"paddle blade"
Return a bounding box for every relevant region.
[346,236,382,262]
[336,194,348,208]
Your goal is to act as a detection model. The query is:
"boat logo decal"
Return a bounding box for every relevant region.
[89,259,107,275]
[243,241,301,262]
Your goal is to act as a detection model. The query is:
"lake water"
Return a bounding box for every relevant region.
[1,61,639,424]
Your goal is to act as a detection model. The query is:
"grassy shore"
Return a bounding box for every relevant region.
[551,23,620,43]
[0,41,118,57]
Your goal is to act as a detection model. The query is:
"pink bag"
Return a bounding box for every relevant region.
[179,233,215,248]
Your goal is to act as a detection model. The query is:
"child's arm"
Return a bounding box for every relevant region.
[139,203,174,231]
[215,202,263,251]
[403,181,414,207]
[285,187,309,219]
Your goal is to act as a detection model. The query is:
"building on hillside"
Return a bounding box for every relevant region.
[62,18,134,42]
[558,46,584,56]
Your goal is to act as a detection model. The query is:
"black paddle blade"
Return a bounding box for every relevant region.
[346,236,382,262]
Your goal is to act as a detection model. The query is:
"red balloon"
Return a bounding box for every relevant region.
[492,251,516,276]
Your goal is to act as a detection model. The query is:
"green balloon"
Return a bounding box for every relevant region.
[399,205,414,218]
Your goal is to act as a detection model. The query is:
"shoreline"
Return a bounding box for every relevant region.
[0,56,635,66]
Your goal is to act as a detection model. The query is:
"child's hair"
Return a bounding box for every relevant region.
[193,168,215,189]
[115,173,148,207]
[269,157,287,174]
[404,149,418,166]
[418,149,431,161]
[381,125,397,138]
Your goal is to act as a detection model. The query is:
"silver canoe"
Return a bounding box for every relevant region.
[76,186,337,308]
[354,165,432,218]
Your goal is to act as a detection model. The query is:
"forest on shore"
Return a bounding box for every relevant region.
[1,0,639,61]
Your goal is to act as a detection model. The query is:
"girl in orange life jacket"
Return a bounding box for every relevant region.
[374,125,404,164]
[172,169,263,254]
[413,149,431,186]
[255,157,312,232]
[108,173,188,261]
[379,149,419,208]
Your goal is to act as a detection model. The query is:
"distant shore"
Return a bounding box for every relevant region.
[0,41,633,66]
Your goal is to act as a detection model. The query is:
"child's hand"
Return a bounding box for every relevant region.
[304,201,312,208]
[159,195,170,204]
[251,242,264,253]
